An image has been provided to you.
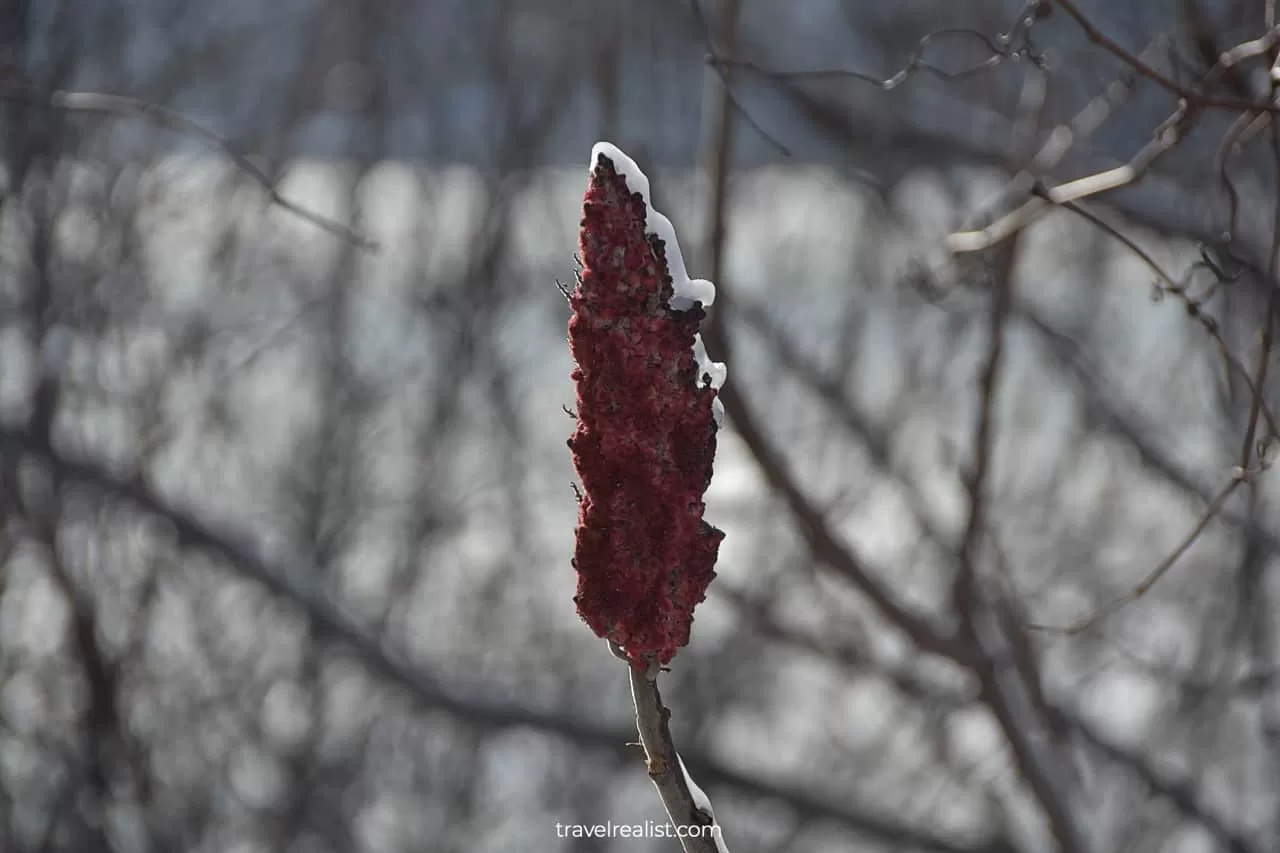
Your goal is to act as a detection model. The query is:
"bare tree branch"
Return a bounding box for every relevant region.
[0,81,378,249]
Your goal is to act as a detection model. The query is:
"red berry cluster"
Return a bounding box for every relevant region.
[568,152,724,669]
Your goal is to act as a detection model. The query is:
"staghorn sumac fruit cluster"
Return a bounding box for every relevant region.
[567,144,725,669]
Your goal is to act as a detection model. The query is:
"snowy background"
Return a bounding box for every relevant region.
[2,2,1280,852]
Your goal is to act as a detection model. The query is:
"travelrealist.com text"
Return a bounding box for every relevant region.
[555,821,722,840]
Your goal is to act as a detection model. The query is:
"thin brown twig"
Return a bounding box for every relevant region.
[1052,0,1280,112]
[697,1,1051,162]
[1007,148,1277,637]
[1035,195,1280,442]
[1237,125,1280,469]
[700,58,794,157]
[695,0,741,297]
[708,27,1015,92]
[692,0,792,158]
[1215,110,1263,241]
[1229,127,1278,223]
[1029,469,1251,635]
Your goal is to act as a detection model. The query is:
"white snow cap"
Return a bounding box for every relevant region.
[589,141,727,425]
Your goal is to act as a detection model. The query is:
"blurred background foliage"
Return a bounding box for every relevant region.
[2,1,1280,852]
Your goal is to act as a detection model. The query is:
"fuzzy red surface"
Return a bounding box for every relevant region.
[568,153,724,668]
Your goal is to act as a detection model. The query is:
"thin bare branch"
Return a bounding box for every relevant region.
[1029,470,1251,634]
[1052,0,1280,112]
[615,647,723,853]
[949,103,1193,252]
[1237,127,1280,469]
[950,240,1095,853]
[1033,195,1280,441]
[0,82,379,249]
[709,26,1020,93]
[1068,709,1260,853]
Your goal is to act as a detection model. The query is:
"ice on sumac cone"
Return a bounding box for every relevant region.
[567,142,726,669]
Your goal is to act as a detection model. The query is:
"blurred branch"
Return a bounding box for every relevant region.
[691,0,792,157]
[948,104,1194,252]
[951,240,1095,853]
[0,423,1017,853]
[1037,196,1280,440]
[0,81,378,249]
[1013,298,1280,556]
[1030,468,1254,635]
[44,553,120,818]
[731,297,954,551]
[1053,0,1280,112]
[715,583,974,708]
[1067,709,1260,853]
[695,0,1055,164]
[708,370,968,666]
[952,5,1280,253]
[1237,127,1280,469]
[708,26,1027,91]
[953,241,1014,619]
[1181,0,1257,100]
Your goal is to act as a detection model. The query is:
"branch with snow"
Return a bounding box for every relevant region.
[567,143,729,852]
[617,644,726,853]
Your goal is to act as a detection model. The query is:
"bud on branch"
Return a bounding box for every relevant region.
[568,143,726,669]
